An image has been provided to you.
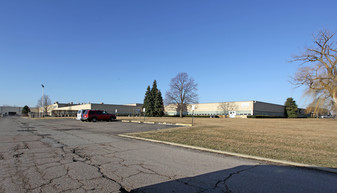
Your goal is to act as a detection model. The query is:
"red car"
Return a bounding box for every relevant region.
[81,110,116,122]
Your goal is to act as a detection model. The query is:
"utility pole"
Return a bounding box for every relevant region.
[41,84,44,118]
[192,105,195,126]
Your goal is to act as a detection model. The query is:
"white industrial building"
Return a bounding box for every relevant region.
[34,100,306,118]
[42,102,143,117]
[165,101,306,118]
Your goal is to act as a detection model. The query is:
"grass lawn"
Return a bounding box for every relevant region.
[121,117,337,168]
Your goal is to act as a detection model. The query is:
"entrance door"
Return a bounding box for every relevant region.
[229,111,236,118]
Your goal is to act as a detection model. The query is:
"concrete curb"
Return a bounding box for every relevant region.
[120,120,192,127]
[118,134,337,175]
[144,121,155,124]
[29,117,75,120]
[175,123,193,126]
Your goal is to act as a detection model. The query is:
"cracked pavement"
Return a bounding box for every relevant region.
[1,117,336,193]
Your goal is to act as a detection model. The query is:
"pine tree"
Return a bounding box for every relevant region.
[151,80,158,116]
[143,86,154,117]
[22,105,30,116]
[143,80,164,117]
[285,97,298,118]
[154,90,164,116]
[151,80,164,117]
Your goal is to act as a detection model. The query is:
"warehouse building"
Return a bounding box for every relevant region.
[42,100,304,118]
[44,102,143,117]
[0,106,23,116]
[165,101,295,118]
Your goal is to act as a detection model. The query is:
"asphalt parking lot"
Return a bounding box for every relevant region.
[1,117,337,193]
[33,118,179,135]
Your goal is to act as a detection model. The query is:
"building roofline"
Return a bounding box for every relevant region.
[184,100,281,105]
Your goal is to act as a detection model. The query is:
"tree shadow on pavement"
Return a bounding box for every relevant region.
[130,165,337,193]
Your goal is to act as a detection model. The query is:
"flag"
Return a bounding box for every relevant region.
[41,84,44,88]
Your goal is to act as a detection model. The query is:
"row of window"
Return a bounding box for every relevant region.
[236,113,252,116]
[190,113,252,116]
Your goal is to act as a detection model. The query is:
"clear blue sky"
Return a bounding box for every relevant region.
[1,0,336,108]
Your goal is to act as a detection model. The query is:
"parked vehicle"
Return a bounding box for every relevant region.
[320,115,335,119]
[81,110,116,122]
[76,109,88,120]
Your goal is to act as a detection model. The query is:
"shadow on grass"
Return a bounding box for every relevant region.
[130,165,337,193]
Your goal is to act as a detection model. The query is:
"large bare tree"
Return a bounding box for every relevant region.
[305,99,330,117]
[36,95,52,116]
[292,29,337,114]
[165,72,198,118]
[218,102,237,116]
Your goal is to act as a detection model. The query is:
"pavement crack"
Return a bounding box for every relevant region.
[214,165,260,193]
[69,146,131,192]
[97,166,131,192]
[71,147,91,162]
[137,163,174,180]
[13,152,24,158]
[175,178,207,192]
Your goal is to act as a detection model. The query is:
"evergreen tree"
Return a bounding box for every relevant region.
[151,80,158,116]
[285,97,298,118]
[22,105,30,116]
[154,90,164,116]
[143,86,154,117]
[151,80,164,117]
[143,80,164,117]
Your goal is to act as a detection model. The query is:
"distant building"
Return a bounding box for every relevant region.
[0,106,23,116]
[44,102,143,117]
[165,101,306,118]
[39,100,306,118]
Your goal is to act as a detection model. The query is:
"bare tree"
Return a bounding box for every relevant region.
[218,102,238,116]
[165,72,198,118]
[36,95,52,116]
[292,29,337,114]
[305,99,331,118]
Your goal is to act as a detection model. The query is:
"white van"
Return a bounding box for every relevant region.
[76,109,87,120]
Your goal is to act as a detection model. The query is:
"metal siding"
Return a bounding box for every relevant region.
[253,101,285,116]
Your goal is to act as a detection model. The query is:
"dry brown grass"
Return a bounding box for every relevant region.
[122,117,337,168]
